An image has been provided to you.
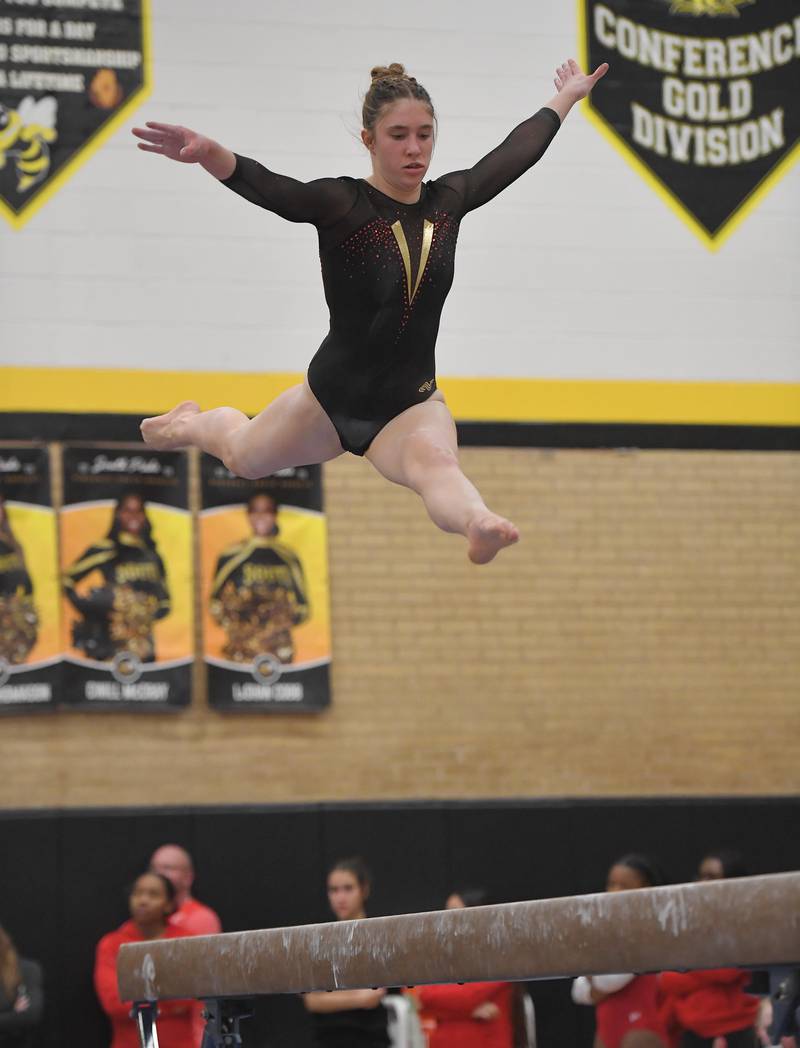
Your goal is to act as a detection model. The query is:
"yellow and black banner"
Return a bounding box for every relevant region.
[200,457,332,712]
[0,0,151,229]
[580,0,800,247]
[0,444,59,711]
[60,445,193,709]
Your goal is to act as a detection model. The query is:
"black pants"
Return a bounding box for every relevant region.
[680,1027,757,1048]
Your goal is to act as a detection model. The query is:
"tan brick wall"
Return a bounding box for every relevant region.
[1,447,798,808]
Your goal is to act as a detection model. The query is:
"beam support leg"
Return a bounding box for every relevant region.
[200,998,253,1047]
[132,1002,160,1048]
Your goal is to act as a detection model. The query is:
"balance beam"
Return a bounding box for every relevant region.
[118,872,800,1002]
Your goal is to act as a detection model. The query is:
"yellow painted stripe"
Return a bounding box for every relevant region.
[442,376,800,426]
[0,366,798,427]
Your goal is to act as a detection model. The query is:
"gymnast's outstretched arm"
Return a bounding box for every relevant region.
[437,57,609,215]
[131,121,356,226]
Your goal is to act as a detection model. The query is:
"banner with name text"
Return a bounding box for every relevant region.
[59,445,192,710]
[581,0,800,247]
[0,444,59,712]
[200,457,332,712]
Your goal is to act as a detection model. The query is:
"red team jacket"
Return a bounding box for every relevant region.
[595,975,668,1048]
[169,896,222,936]
[659,969,759,1039]
[416,981,515,1048]
[94,920,196,1048]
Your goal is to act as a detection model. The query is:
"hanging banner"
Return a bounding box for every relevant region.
[0,444,59,712]
[59,446,193,710]
[0,0,151,229]
[580,0,800,247]
[200,458,332,712]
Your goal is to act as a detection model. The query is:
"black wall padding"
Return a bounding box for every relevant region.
[0,797,797,1048]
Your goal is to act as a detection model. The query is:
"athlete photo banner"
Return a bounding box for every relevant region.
[580,0,800,247]
[0,444,59,713]
[200,457,332,713]
[0,0,151,229]
[59,445,193,710]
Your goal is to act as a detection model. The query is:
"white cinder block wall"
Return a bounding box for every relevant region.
[1,0,798,382]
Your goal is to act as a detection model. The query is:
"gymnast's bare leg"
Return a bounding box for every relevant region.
[365,392,519,565]
[140,382,345,477]
[143,387,517,563]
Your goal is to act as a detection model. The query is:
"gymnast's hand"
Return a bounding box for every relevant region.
[132,122,236,179]
[553,58,609,101]
[132,121,211,162]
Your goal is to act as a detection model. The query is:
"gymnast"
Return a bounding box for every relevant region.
[134,58,607,564]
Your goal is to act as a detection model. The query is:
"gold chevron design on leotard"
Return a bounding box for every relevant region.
[391,219,434,305]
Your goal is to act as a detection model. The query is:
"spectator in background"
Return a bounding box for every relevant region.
[150,845,220,1045]
[150,844,222,935]
[415,888,517,1048]
[768,968,799,1048]
[572,854,669,1048]
[0,924,43,1048]
[696,851,747,883]
[304,857,390,1048]
[94,872,195,1048]
[659,852,759,1048]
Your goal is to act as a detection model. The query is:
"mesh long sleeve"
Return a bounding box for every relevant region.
[436,107,560,216]
[220,155,357,228]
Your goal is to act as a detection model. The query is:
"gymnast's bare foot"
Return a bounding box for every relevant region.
[140,400,200,450]
[466,513,520,565]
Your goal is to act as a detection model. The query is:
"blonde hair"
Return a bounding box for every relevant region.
[362,62,435,134]
[0,925,21,1002]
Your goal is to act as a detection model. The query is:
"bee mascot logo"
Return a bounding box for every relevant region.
[0,96,57,193]
[668,0,755,15]
[0,0,150,229]
[580,0,800,248]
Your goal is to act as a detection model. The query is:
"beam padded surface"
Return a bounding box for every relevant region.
[118,873,800,1001]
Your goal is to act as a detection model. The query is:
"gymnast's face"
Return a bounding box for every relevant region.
[327,869,368,922]
[363,99,434,191]
[606,864,649,892]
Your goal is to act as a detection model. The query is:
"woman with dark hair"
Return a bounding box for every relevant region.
[304,858,390,1047]
[134,58,607,565]
[209,491,309,664]
[94,872,194,1048]
[0,924,43,1048]
[63,493,170,662]
[659,853,759,1048]
[697,850,747,882]
[571,855,668,1048]
[0,493,38,665]
[415,888,518,1048]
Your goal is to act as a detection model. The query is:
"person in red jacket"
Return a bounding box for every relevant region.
[659,851,759,1048]
[415,889,515,1048]
[94,871,196,1048]
[149,844,222,935]
[150,843,222,1044]
[571,854,669,1048]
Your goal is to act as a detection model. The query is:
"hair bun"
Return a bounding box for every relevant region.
[370,63,407,83]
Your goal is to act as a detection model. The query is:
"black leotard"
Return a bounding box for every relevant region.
[221,107,560,455]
